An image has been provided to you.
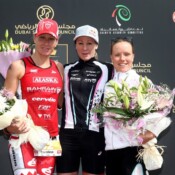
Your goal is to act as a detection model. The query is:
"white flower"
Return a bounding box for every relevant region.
[140,100,155,111]
[138,92,154,110]
[92,76,174,123]
[0,95,8,113]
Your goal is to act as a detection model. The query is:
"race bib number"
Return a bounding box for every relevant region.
[34,135,62,157]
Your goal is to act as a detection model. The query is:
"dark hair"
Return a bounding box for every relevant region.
[110,36,134,54]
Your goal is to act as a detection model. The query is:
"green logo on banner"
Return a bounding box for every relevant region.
[112,5,131,27]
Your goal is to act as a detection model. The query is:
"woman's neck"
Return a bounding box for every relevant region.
[31,53,51,68]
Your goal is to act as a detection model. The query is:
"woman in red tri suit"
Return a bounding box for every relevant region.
[4,18,63,175]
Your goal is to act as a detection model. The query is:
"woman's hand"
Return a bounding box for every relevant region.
[139,130,156,144]
[6,117,30,134]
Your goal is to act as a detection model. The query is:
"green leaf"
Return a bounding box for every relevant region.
[91,104,106,114]
[137,90,143,106]
[105,106,131,117]
[5,29,9,41]
[123,95,130,109]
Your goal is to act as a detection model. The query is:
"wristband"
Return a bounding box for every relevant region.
[3,128,11,135]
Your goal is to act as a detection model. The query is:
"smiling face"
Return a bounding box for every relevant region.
[34,33,58,57]
[111,40,134,73]
[75,36,98,61]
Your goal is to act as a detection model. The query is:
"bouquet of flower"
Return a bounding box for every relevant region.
[0,29,31,78]
[93,76,175,170]
[0,89,50,151]
[94,76,174,121]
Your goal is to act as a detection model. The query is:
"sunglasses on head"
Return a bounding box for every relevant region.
[111,36,133,45]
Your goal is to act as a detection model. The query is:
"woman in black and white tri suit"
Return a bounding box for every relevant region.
[57,25,113,175]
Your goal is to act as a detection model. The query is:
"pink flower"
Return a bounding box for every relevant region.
[128,130,135,140]
[136,118,145,130]
[156,98,172,109]
[137,136,143,144]
[0,88,14,99]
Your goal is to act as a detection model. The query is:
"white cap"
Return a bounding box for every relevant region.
[73,25,99,44]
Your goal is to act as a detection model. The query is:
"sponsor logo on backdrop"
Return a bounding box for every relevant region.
[112,5,131,27]
[14,5,75,36]
[58,24,75,35]
[133,62,151,74]
[172,11,175,23]
[36,5,54,20]
[99,4,144,35]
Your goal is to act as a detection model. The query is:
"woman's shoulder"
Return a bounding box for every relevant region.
[53,60,64,78]
[64,60,79,68]
[11,59,25,70]
[95,60,113,70]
